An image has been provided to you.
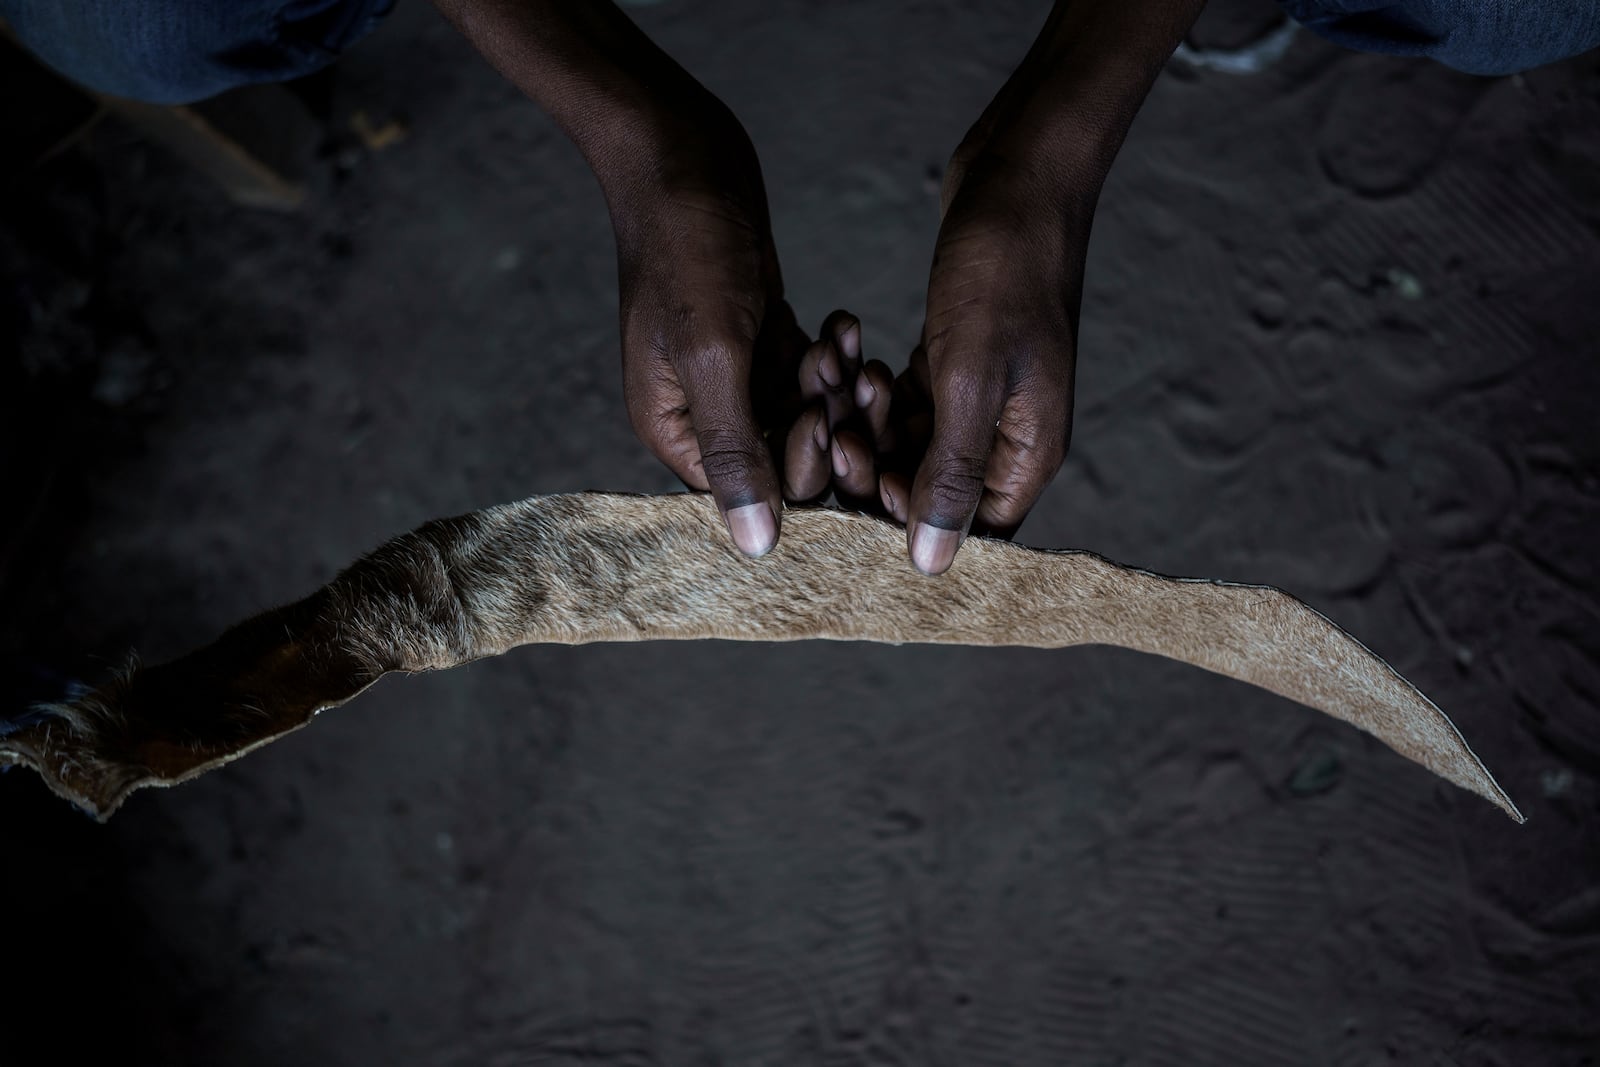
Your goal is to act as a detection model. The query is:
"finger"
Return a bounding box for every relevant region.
[969,389,1071,539]
[886,363,934,478]
[879,470,911,526]
[905,362,1007,576]
[782,403,832,503]
[908,341,932,396]
[767,297,810,372]
[797,337,854,427]
[852,359,896,453]
[818,309,862,374]
[752,296,812,434]
[626,377,711,491]
[829,427,879,506]
[890,348,935,455]
[677,348,784,557]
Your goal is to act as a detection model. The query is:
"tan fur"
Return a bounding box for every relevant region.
[0,492,1521,822]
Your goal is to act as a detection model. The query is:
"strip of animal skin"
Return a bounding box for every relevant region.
[0,492,1522,823]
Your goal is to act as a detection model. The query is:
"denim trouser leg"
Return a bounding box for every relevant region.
[4,0,1598,103]
[1,0,397,104]
[1278,0,1600,75]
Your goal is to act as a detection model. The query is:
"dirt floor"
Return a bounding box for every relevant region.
[2,1,1598,1064]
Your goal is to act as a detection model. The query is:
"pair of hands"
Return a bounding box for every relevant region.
[612,97,1094,575]
[434,0,1199,573]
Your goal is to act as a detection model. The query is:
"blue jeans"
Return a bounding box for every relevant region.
[1279,0,1600,75]
[3,0,1598,104]
[2,0,397,104]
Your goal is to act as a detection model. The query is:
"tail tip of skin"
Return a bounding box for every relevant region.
[1462,759,1523,823]
[1494,790,1526,824]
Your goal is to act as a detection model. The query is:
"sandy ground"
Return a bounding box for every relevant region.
[2,1,1598,1063]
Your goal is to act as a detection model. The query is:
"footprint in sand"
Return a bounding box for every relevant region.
[1317,59,1490,198]
[1361,422,1517,553]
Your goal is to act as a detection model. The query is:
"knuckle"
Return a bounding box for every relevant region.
[1005,367,1074,450]
[623,387,683,449]
[1004,410,1070,464]
[821,307,852,329]
[923,453,988,517]
[632,298,756,375]
[696,430,764,487]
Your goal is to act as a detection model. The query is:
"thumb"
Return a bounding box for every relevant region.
[906,365,1005,576]
[678,346,784,558]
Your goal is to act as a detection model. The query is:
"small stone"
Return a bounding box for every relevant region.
[494,247,522,272]
[1386,267,1424,301]
[1541,768,1574,798]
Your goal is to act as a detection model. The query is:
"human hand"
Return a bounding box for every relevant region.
[436,0,1200,571]
[609,101,811,557]
[431,0,814,555]
[862,0,1210,576]
[876,145,1094,575]
[779,309,898,511]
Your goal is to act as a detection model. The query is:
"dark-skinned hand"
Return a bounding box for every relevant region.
[610,101,811,557]
[438,0,1209,573]
[779,309,897,513]
[874,143,1093,575]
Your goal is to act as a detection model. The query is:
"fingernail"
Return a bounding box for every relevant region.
[727,502,777,558]
[831,440,849,479]
[910,522,960,576]
[854,375,875,409]
[813,417,830,452]
[839,322,861,363]
[818,349,842,388]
